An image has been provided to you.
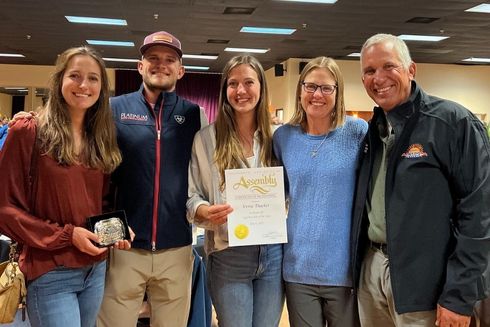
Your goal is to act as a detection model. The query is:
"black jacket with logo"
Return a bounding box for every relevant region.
[351,81,490,315]
[110,85,202,251]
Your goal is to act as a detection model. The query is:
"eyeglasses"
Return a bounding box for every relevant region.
[302,82,337,95]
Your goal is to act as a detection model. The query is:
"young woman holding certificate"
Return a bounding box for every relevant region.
[273,57,367,327]
[187,55,284,327]
[0,46,130,327]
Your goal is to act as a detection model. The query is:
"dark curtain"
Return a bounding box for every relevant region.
[114,70,221,123]
[114,70,141,96]
[12,95,25,117]
[177,73,221,123]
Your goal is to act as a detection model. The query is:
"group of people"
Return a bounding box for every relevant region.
[0,29,488,327]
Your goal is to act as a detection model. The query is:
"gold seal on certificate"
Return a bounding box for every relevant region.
[225,166,287,247]
[234,224,249,239]
[86,210,130,247]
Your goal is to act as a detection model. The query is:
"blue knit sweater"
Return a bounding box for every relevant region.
[273,116,367,286]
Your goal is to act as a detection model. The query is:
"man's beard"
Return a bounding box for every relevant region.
[143,76,173,92]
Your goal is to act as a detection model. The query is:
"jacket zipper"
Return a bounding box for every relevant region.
[150,100,164,251]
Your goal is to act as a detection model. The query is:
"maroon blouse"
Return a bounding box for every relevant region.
[0,118,107,281]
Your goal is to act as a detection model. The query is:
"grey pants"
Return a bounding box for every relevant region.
[285,282,360,327]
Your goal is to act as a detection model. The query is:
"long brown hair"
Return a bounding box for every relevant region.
[214,55,272,190]
[289,56,346,131]
[37,46,121,173]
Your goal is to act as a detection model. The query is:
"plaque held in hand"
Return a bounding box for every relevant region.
[86,210,130,247]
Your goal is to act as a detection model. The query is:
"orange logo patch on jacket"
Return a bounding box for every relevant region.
[401,144,428,158]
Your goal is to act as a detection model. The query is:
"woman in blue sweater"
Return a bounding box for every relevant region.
[273,57,367,327]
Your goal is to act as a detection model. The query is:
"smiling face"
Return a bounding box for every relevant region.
[361,41,416,111]
[61,54,102,115]
[226,64,261,118]
[301,67,337,124]
[138,45,184,93]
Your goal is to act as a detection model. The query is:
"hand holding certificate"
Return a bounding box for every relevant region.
[225,166,287,247]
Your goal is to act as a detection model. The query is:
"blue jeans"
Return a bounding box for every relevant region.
[207,244,284,327]
[26,260,106,327]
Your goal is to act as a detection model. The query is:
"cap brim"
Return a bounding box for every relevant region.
[139,43,182,57]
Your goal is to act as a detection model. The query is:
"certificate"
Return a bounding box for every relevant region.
[225,166,287,247]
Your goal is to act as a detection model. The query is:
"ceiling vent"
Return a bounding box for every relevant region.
[406,17,440,24]
[207,39,229,44]
[223,7,255,15]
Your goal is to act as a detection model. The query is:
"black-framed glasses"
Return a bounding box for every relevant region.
[302,82,337,95]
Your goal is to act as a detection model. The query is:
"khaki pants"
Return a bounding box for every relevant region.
[358,248,436,327]
[97,246,193,327]
[471,298,490,327]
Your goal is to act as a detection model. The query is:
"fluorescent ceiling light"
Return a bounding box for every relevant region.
[184,65,210,71]
[5,87,27,90]
[103,57,139,63]
[86,40,134,47]
[465,4,490,13]
[277,0,337,3]
[347,52,361,57]
[398,34,449,42]
[225,47,269,53]
[240,27,296,35]
[462,57,490,63]
[65,16,127,26]
[0,53,25,57]
[182,54,218,60]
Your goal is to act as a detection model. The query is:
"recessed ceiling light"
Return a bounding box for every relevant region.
[225,47,269,53]
[240,27,296,35]
[347,52,361,57]
[182,54,218,60]
[184,65,210,71]
[0,53,25,57]
[398,34,449,42]
[462,57,490,63]
[65,16,127,26]
[276,0,337,3]
[103,57,139,63]
[465,4,490,13]
[86,40,135,47]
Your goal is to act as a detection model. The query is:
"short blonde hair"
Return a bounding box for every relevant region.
[289,56,345,131]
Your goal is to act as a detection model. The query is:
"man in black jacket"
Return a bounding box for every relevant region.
[351,33,489,327]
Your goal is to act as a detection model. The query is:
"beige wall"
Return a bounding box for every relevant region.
[266,58,490,124]
[0,63,116,113]
[1,62,489,123]
[0,93,12,118]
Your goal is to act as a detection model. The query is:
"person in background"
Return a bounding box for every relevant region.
[187,55,284,327]
[0,116,9,150]
[0,46,129,327]
[97,31,208,327]
[351,33,490,327]
[273,56,367,327]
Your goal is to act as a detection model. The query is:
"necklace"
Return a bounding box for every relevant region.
[310,133,329,158]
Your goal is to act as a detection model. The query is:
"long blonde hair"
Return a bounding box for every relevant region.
[290,56,346,131]
[214,55,272,190]
[37,46,121,173]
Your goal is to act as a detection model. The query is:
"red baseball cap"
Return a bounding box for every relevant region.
[139,31,182,57]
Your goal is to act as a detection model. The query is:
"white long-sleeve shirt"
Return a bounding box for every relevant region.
[186,124,263,254]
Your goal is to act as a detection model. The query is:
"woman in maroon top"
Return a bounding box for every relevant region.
[0,46,128,327]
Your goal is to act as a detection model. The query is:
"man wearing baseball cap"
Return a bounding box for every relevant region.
[98,31,208,327]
